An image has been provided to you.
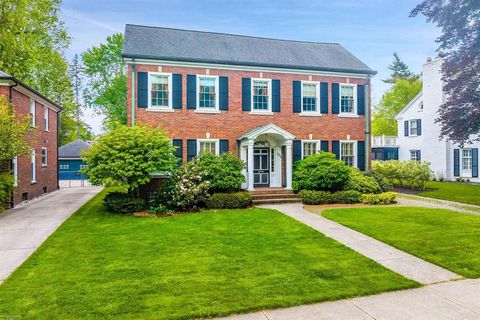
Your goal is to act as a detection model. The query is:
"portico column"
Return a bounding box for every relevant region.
[285,140,293,190]
[247,140,255,191]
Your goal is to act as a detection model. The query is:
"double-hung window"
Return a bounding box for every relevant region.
[198,139,218,156]
[149,73,172,109]
[252,79,271,112]
[462,149,472,176]
[340,84,356,114]
[59,164,69,170]
[44,106,49,131]
[302,82,319,113]
[409,120,418,136]
[410,150,419,161]
[41,148,48,166]
[30,99,36,127]
[302,141,319,159]
[198,76,218,110]
[340,141,356,167]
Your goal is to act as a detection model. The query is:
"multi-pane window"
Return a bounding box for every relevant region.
[59,164,69,170]
[462,149,472,172]
[199,140,217,155]
[410,150,419,161]
[80,164,89,170]
[252,80,270,111]
[302,82,318,112]
[31,149,36,183]
[270,148,275,173]
[303,142,318,158]
[44,106,49,131]
[340,142,355,167]
[150,74,170,108]
[340,85,355,114]
[41,148,48,166]
[409,120,418,136]
[30,99,36,127]
[198,76,217,109]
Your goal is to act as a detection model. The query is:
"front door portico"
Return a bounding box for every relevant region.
[239,123,295,191]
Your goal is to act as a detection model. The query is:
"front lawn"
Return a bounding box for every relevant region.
[418,182,480,206]
[0,190,416,319]
[323,206,480,278]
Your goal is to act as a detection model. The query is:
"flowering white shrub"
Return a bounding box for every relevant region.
[169,160,210,211]
[372,160,433,190]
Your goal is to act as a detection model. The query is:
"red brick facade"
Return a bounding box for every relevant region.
[127,64,371,165]
[0,85,59,206]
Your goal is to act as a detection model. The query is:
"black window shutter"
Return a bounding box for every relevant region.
[219,139,229,154]
[272,80,280,112]
[472,148,478,178]
[320,82,328,114]
[454,149,460,176]
[293,81,301,113]
[187,75,196,109]
[357,84,365,115]
[417,119,422,136]
[293,140,302,164]
[172,139,183,166]
[137,72,148,108]
[187,139,197,161]
[172,74,182,109]
[332,83,340,114]
[404,121,409,136]
[320,140,329,152]
[219,76,228,111]
[357,141,365,170]
[332,141,340,159]
[416,150,421,162]
[242,78,251,111]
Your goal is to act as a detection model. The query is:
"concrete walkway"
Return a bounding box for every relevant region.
[218,279,480,320]
[0,186,102,283]
[397,193,480,215]
[261,203,461,285]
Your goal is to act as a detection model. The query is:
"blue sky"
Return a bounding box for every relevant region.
[60,0,440,133]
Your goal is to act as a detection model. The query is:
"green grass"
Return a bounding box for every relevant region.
[323,206,480,278]
[418,181,480,206]
[0,190,417,320]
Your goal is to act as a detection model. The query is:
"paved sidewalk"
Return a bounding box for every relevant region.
[397,193,480,215]
[218,279,480,320]
[261,203,461,285]
[0,187,102,283]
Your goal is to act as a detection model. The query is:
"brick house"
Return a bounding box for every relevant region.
[122,25,376,190]
[0,70,62,206]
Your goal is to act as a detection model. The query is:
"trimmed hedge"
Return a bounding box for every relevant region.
[104,192,146,213]
[205,192,252,209]
[298,190,361,205]
[360,192,397,205]
[345,168,381,194]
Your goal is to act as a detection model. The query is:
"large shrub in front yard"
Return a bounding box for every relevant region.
[345,167,382,194]
[293,152,350,192]
[0,172,14,213]
[82,125,178,195]
[197,152,245,193]
[373,160,433,190]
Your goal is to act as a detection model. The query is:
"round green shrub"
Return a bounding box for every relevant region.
[197,152,245,193]
[293,152,350,192]
[345,168,382,194]
[366,171,392,192]
[103,191,146,213]
[205,192,252,209]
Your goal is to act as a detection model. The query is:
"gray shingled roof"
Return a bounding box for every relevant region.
[59,139,91,159]
[122,25,376,75]
[0,70,12,77]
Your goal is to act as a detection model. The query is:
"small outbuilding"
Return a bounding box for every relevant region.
[58,139,92,181]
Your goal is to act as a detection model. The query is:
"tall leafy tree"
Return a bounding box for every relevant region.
[372,78,422,136]
[69,54,84,139]
[82,33,127,129]
[411,0,480,144]
[383,52,416,83]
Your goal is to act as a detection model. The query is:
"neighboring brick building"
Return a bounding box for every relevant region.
[0,70,62,206]
[122,25,376,190]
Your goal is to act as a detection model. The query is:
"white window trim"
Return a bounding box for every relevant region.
[409,119,419,137]
[340,140,357,168]
[461,148,473,177]
[12,156,18,187]
[300,81,321,115]
[410,150,419,161]
[147,72,173,110]
[250,78,272,114]
[59,164,70,170]
[196,75,220,111]
[44,106,49,131]
[339,83,357,116]
[41,147,48,167]
[30,99,36,127]
[31,149,36,183]
[197,139,220,156]
[301,140,321,159]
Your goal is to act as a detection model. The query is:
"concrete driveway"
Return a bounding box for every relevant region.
[0,186,102,283]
